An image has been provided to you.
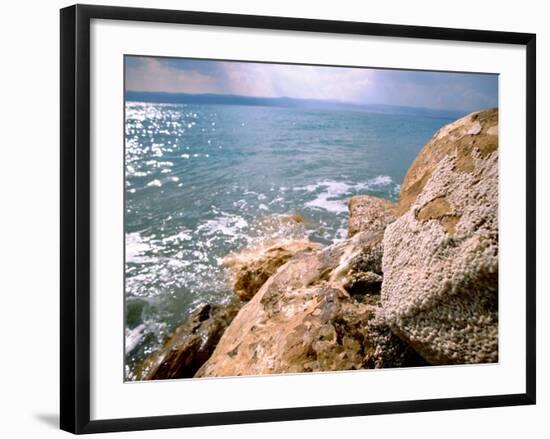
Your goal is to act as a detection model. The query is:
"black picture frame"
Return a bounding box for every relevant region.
[60,4,536,434]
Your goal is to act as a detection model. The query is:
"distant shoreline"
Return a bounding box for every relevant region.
[125,91,467,120]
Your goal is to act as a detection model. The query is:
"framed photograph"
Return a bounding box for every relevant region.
[60,4,536,434]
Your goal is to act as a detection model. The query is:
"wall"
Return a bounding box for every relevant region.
[0,0,546,437]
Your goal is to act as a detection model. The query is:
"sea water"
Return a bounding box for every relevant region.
[124,101,457,379]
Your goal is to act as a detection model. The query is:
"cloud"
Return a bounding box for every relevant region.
[126,57,374,103]
[125,57,498,112]
[370,70,498,111]
[125,58,225,94]
[221,63,373,103]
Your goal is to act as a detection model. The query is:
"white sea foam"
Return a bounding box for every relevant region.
[363,175,392,187]
[197,213,249,239]
[126,229,212,301]
[333,228,348,242]
[126,232,151,263]
[147,179,162,187]
[302,176,395,214]
[233,199,247,209]
[161,230,192,244]
[127,229,192,263]
[304,181,353,214]
[125,317,168,356]
[125,323,147,354]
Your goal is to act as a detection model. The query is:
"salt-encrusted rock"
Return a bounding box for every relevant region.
[397,108,498,216]
[348,195,396,237]
[224,240,321,301]
[363,312,428,369]
[196,231,423,377]
[381,108,499,365]
[139,299,242,380]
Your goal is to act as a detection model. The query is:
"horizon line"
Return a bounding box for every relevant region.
[124,90,478,115]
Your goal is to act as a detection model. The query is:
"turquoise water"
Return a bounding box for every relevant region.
[124,102,456,379]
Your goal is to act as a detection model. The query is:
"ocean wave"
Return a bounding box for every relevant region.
[126,232,154,264]
[126,228,224,302]
[125,316,168,358]
[126,230,192,265]
[197,213,249,239]
[125,322,152,355]
[364,175,393,187]
[300,176,395,214]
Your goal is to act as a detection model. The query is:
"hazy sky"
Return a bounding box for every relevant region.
[126,56,498,112]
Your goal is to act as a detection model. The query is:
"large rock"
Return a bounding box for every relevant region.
[397,108,498,216]
[138,299,242,380]
[197,285,373,376]
[224,240,321,301]
[348,195,396,237]
[196,231,424,377]
[381,108,499,365]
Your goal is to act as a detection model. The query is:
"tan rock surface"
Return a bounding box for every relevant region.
[348,195,396,237]
[397,108,498,216]
[224,240,321,301]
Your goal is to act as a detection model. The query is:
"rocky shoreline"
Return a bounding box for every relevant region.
[136,108,499,380]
